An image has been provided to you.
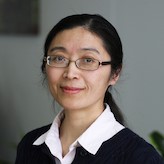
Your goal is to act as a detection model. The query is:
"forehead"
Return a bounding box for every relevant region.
[49,27,104,51]
[48,27,111,60]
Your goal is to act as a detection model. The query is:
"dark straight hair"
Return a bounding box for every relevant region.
[41,14,124,125]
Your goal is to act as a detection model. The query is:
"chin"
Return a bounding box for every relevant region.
[59,101,85,111]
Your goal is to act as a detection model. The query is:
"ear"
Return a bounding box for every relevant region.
[108,66,122,86]
[108,73,120,86]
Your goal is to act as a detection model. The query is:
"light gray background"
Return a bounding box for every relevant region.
[0,0,164,163]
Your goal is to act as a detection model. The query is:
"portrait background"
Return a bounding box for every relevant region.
[0,0,39,35]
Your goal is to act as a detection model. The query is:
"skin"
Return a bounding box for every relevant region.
[46,27,119,156]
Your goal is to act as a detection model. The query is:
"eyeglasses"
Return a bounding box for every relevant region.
[44,55,112,71]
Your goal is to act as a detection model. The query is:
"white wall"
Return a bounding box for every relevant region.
[113,0,164,135]
[0,0,164,162]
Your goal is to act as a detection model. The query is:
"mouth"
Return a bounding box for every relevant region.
[60,86,84,94]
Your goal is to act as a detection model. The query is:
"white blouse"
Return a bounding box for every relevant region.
[33,104,124,164]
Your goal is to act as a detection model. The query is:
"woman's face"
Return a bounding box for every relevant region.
[46,27,118,111]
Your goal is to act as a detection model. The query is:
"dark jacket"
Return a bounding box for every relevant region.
[15,125,164,164]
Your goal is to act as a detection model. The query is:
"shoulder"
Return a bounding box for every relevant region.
[15,124,52,163]
[99,128,164,163]
[17,124,51,149]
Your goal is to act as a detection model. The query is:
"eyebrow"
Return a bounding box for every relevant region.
[49,46,100,55]
[49,46,66,52]
[81,48,100,55]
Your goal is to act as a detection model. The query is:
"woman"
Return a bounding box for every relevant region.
[15,14,164,164]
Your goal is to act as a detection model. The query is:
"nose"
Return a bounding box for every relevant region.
[63,61,80,79]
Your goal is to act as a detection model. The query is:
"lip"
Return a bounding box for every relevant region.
[60,86,84,94]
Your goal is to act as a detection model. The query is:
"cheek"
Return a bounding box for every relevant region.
[86,70,110,92]
[46,67,62,88]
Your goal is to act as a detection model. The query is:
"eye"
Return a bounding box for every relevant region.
[50,55,66,63]
[82,57,96,64]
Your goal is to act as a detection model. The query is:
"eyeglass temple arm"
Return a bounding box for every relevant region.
[101,61,112,65]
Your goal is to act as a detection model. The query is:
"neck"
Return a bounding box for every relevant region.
[60,110,98,137]
[59,105,104,156]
